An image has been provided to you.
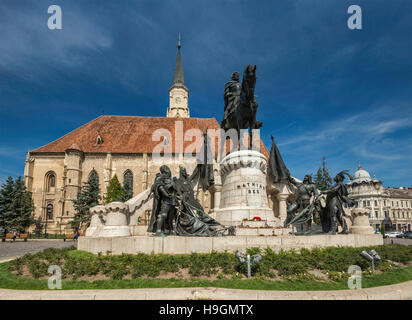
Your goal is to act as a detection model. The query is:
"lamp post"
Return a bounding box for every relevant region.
[44,206,48,238]
[235,252,262,277]
[45,204,53,238]
[360,250,381,273]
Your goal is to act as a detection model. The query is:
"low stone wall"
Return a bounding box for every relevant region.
[1,281,411,299]
[78,234,383,255]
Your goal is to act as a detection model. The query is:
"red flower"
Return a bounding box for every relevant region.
[252,216,262,221]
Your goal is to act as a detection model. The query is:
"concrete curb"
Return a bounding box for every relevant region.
[0,256,23,263]
[0,281,411,300]
[2,239,71,242]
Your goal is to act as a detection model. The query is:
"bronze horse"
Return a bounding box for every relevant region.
[222,64,263,137]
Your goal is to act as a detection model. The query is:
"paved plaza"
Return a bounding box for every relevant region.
[383,238,412,246]
[1,281,411,300]
[0,240,77,259]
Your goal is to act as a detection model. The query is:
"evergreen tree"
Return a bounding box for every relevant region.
[121,177,133,202]
[104,174,124,204]
[0,176,35,235]
[12,177,35,232]
[33,217,44,236]
[70,171,101,232]
[0,177,15,236]
[314,157,333,191]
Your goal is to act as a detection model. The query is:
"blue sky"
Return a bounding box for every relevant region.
[0,0,411,187]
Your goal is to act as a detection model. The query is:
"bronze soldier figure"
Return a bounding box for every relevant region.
[174,166,234,236]
[321,171,355,234]
[147,165,177,237]
[286,174,320,232]
[221,71,242,129]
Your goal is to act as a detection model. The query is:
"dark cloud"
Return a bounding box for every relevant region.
[0,0,411,186]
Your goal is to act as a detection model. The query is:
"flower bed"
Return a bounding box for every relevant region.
[6,244,412,282]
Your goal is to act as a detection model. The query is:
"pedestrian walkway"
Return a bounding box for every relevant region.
[0,240,76,258]
[0,281,411,300]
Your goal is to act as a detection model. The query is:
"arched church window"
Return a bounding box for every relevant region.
[45,171,56,193]
[123,169,134,196]
[46,203,53,220]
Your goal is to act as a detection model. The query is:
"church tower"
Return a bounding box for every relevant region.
[167,34,190,118]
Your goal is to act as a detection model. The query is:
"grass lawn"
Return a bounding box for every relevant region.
[1,261,411,291]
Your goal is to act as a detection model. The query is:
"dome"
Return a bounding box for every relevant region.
[353,162,371,183]
[372,174,381,184]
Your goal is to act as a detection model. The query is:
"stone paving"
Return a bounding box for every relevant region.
[383,238,412,246]
[0,240,77,258]
[0,281,411,300]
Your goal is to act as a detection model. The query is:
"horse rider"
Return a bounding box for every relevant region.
[221,71,242,129]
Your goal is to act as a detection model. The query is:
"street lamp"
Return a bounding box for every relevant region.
[360,249,381,272]
[45,203,53,238]
[235,252,262,277]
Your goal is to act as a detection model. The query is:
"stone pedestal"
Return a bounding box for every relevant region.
[86,202,131,237]
[86,205,106,237]
[349,208,374,235]
[78,234,384,255]
[277,193,289,223]
[215,150,281,227]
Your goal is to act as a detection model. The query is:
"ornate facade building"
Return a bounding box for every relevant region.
[347,163,412,232]
[23,40,283,234]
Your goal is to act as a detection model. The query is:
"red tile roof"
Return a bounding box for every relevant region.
[31,116,269,158]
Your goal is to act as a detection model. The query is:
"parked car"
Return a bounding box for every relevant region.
[397,231,412,239]
[385,231,403,238]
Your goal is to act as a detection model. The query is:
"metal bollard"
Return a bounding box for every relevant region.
[247,254,251,278]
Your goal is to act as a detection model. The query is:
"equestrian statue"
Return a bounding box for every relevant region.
[221,64,263,139]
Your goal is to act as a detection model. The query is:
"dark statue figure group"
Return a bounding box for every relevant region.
[283,170,356,235]
[285,175,321,232]
[147,165,234,237]
[267,115,356,235]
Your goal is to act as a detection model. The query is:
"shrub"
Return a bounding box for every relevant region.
[28,260,48,279]
[8,244,412,281]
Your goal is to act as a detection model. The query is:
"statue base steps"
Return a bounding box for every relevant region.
[215,207,282,227]
[241,220,268,228]
[235,228,291,236]
[78,234,383,255]
[350,226,375,235]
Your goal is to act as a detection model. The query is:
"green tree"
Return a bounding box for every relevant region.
[121,177,133,202]
[12,177,35,232]
[0,177,16,236]
[0,176,35,235]
[381,224,386,236]
[314,157,333,191]
[70,171,101,232]
[104,174,124,204]
[33,217,43,236]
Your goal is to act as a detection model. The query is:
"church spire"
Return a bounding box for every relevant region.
[167,34,190,118]
[172,33,186,88]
